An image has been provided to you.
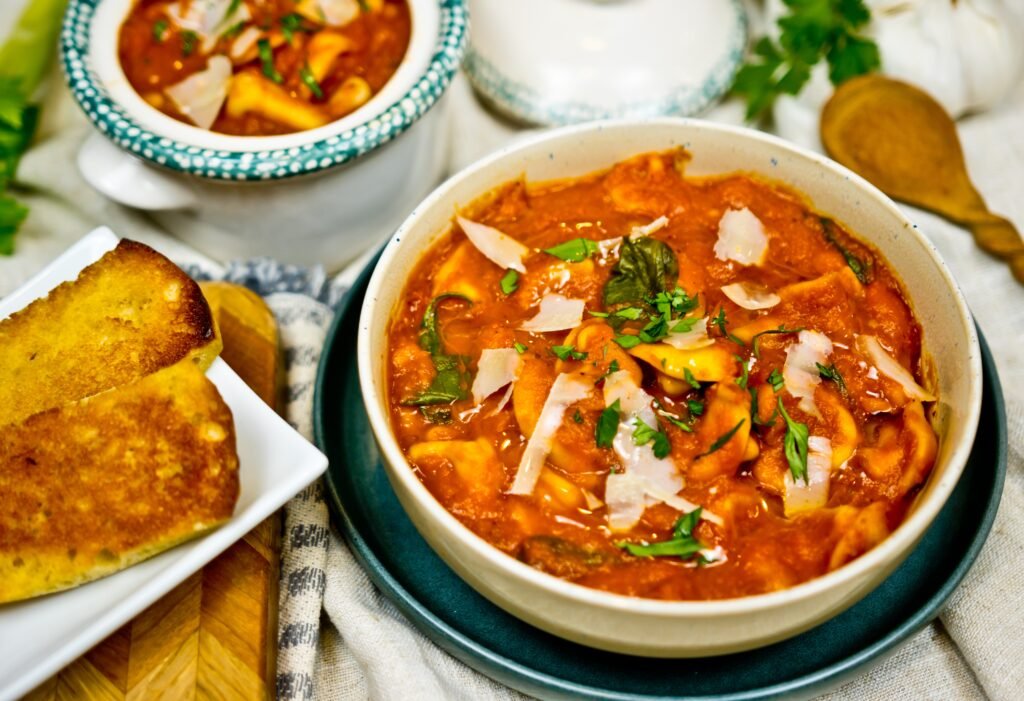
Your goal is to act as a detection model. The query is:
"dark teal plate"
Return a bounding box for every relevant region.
[314,257,1007,701]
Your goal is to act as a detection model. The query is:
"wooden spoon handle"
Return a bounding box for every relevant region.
[967,215,1024,285]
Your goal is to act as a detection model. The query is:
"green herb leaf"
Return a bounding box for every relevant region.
[732,0,880,121]
[687,398,704,417]
[499,269,519,295]
[822,217,871,283]
[403,294,473,411]
[153,19,169,42]
[700,419,745,457]
[768,368,785,392]
[588,310,610,318]
[751,325,805,358]
[683,368,700,390]
[613,334,642,349]
[632,419,671,459]
[735,354,750,389]
[596,399,621,448]
[513,341,528,354]
[181,29,198,57]
[618,509,706,560]
[573,409,584,424]
[600,359,621,380]
[817,362,847,395]
[0,193,28,255]
[280,12,306,44]
[257,38,283,83]
[614,306,645,320]
[544,238,599,263]
[778,397,809,482]
[670,316,698,333]
[299,65,323,98]
[552,344,587,361]
[603,237,679,308]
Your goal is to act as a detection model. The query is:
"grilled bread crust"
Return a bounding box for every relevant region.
[0,240,221,427]
[0,363,239,604]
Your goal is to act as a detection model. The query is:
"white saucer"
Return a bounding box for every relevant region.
[464,0,747,126]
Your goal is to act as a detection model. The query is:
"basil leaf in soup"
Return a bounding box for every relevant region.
[403,294,473,413]
[544,238,600,263]
[603,237,679,308]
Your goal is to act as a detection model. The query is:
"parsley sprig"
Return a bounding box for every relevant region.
[618,509,707,560]
[732,0,881,121]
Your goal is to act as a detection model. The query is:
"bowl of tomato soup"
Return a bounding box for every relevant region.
[61,0,467,269]
[357,119,982,656]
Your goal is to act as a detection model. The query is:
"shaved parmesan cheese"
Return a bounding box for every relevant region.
[316,0,361,26]
[603,371,683,496]
[604,472,648,531]
[631,216,669,239]
[456,216,529,273]
[519,294,585,333]
[471,348,521,404]
[721,282,781,310]
[857,335,936,401]
[230,26,262,61]
[166,56,232,130]
[508,374,593,495]
[783,330,833,416]
[662,317,714,350]
[714,208,769,266]
[783,436,832,516]
[166,0,251,53]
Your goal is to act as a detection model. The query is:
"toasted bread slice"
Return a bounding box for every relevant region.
[0,363,239,604]
[0,239,221,427]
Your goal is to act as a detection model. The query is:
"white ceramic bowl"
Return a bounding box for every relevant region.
[357,119,982,657]
[61,0,467,270]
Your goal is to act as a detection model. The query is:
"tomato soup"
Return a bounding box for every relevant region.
[118,0,411,135]
[385,150,938,600]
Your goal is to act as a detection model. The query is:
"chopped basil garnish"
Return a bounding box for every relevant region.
[613,333,642,349]
[603,237,679,308]
[711,307,744,345]
[544,238,599,263]
[280,12,305,44]
[649,287,699,318]
[683,367,700,390]
[402,294,472,413]
[513,341,527,354]
[596,399,621,448]
[751,325,805,358]
[735,355,750,389]
[614,306,644,320]
[573,409,584,424]
[181,30,198,56]
[778,397,809,482]
[632,418,671,459]
[552,344,587,361]
[152,19,168,42]
[687,398,704,417]
[670,316,698,333]
[618,509,706,560]
[299,65,323,98]
[822,217,871,284]
[768,368,785,392]
[257,39,283,83]
[816,362,847,395]
[499,269,519,294]
[600,359,621,380]
[588,310,610,318]
[700,419,745,457]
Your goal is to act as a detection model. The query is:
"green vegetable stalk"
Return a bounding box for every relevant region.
[0,0,67,255]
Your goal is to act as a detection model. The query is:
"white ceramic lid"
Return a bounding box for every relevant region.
[465,0,747,125]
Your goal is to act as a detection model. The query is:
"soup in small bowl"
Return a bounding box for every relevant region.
[358,120,982,656]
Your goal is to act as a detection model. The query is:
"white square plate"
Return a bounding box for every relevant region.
[0,228,328,700]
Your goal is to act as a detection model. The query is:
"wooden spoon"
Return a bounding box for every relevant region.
[821,74,1024,284]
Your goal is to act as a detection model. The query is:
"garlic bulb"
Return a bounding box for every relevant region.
[767,0,1024,149]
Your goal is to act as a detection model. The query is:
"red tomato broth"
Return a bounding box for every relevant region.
[118,0,411,135]
[386,150,938,601]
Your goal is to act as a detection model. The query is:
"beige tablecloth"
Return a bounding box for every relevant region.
[1,19,1022,701]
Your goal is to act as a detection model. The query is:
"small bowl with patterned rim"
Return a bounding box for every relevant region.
[464,0,746,126]
[61,0,468,270]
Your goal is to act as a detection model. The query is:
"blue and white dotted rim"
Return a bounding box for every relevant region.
[464,0,746,127]
[60,0,468,181]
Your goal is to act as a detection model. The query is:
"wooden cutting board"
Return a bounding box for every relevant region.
[25,283,282,701]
